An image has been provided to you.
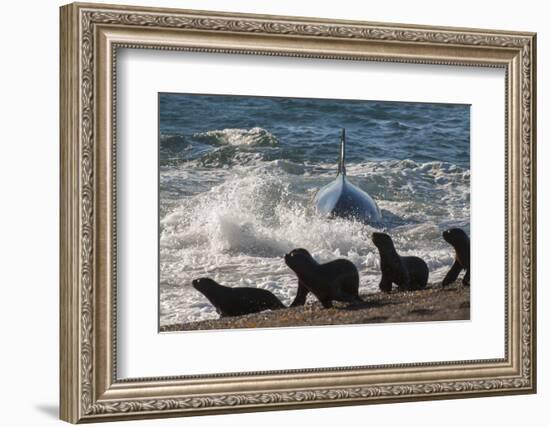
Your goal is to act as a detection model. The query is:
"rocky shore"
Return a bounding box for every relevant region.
[160,283,470,332]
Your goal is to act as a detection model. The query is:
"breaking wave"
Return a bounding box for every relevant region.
[193,127,279,147]
[159,159,468,326]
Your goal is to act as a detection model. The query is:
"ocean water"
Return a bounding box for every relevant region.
[159,94,470,327]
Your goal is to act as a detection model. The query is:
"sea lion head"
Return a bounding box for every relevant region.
[442,228,468,246]
[192,277,219,294]
[371,232,394,250]
[284,248,314,273]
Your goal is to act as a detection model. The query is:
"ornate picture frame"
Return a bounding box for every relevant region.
[60,2,536,423]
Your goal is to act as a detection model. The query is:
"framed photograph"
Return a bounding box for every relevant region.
[60,2,537,423]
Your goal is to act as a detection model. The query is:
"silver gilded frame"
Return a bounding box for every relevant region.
[60,2,536,423]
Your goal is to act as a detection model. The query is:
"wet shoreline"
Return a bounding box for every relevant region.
[160,283,470,332]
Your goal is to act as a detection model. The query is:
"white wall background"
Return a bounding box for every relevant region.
[0,0,545,425]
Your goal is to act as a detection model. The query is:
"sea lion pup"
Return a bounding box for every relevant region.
[371,232,429,293]
[442,228,470,287]
[284,248,362,309]
[192,278,286,318]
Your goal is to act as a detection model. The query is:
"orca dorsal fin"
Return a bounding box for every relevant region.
[338,128,346,176]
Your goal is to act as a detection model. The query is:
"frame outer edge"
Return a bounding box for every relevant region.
[529,33,537,393]
[60,3,81,424]
[68,1,537,37]
[59,2,537,422]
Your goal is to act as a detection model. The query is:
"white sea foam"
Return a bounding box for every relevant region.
[193,127,279,146]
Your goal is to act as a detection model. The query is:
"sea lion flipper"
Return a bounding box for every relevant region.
[442,260,462,287]
[462,269,470,287]
[401,267,412,291]
[271,295,287,310]
[290,280,310,307]
[343,293,364,305]
[320,298,333,309]
[379,276,392,293]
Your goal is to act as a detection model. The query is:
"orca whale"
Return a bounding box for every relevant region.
[314,129,381,224]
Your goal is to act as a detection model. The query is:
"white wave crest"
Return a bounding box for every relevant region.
[194,127,279,147]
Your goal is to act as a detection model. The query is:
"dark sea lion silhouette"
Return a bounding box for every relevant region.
[284,248,362,308]
[371,232,429,292]
[192,278,286,317]
[442,228,470,287]
[314,128,381,224]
